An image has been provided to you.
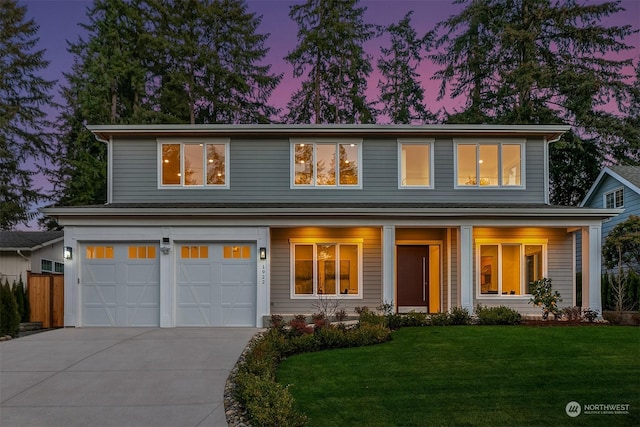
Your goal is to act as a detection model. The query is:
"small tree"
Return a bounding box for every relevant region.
[1,280,20,337]
[602,215,640,312]
[529,278,562,320]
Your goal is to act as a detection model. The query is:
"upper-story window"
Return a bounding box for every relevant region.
[604,187,624,208]
[158,138,230,188]
[398,139,434,188]
[455,139,525,188]
[291,139,362,188]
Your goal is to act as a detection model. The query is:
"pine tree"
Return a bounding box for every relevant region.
[377,12,434,124]
[433,0,638,204]
[0,0,55,229]
[148,0,281,124]
[285,0,378,124]
[46,0,151,217]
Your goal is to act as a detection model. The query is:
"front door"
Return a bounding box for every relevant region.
[397,245,440,313]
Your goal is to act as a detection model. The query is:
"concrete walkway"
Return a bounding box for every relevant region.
[0,327,258,427]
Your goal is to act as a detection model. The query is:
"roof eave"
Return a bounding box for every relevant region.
[86,124,571,142]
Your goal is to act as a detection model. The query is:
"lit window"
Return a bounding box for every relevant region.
[478,241,545,296]
[291,140,361,188]
[181,246,209,259]
[223,246,252,259]
[604,188,624,208]
[159,139,229,188]
[291,241,361,297]
[86,246,114,259]
[399,141,433,187]
[456,140,523,187]
[128,246,157,259]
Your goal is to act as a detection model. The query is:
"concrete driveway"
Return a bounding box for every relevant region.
[0,327,258,427]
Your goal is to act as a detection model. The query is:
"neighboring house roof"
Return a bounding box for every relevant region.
[0,231,64,251]
[580,166,640,207]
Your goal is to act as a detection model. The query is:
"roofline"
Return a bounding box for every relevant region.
[0,236,64,252]
[580,166,640,207]
[86,124,571,142]
[42,205,621,219]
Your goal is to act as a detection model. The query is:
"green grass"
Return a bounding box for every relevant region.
[277,326,640,426]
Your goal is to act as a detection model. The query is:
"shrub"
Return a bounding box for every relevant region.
[1,281,20,337]
[475,305,522,325]
[288,314,312,337]
[349,323,391,346]
[403,311,429,327]
[562,306,582,321]
[529,278,562,319]
[235,371,307,427]
[449,307,471,325]
[385,313,404,330]
[355,306,385,326]
[430,312,451,326]
[583,308,599,323]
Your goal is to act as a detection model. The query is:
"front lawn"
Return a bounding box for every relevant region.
[277,326,640,426]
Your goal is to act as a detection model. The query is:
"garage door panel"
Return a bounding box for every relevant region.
[176,243,256,327]
[81,243,159,327]
[84,306,116,326]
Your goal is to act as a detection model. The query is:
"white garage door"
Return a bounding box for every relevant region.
[177,243,256,326]
[81,243,160,326]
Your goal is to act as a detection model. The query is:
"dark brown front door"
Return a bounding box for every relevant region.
[397,245,429,308]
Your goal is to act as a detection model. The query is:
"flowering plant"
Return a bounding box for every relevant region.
[529,278,562,320]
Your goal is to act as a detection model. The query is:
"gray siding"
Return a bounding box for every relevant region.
[577,174,640,272]
[270,227,382,315]
[111,136,548,204]
[474,227,574,315]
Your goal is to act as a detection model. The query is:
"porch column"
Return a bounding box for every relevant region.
[581,227,590,309]
[460,225,473,312]
[583,224,603,314]
[382,225,396,307]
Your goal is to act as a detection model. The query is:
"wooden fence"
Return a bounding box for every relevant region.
[27,272,64,328]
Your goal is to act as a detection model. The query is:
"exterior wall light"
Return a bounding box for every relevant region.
[64,246,73,260]
[259,247,267,260]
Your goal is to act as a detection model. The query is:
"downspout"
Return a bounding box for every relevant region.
[16,250,29,262]
[544,133,564,205]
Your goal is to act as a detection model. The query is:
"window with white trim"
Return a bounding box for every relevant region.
[477,240,546,296]
[54,262,64,274]
[455,140,524,187]
[41,259,53,273]
[159,138,229,188]
[290,239,362,297]
[291,139,362,188]
[604,187,624,208]
[398,139,434,188]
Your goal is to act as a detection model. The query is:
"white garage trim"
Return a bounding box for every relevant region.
[64,226,270,328]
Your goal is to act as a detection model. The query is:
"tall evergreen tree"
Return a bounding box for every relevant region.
[148,0,281,124]
[285,0,377,124]
[433,0,637,204]
[0,0,55,230]
[46,0,150,219]
[377,12,434,124]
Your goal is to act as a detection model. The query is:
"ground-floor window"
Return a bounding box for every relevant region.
[477,240,546,296]
[290,239,362,298]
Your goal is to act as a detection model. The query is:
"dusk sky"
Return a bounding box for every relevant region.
[14,0,640,229]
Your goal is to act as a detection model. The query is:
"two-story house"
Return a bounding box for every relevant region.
[43,124,618,328]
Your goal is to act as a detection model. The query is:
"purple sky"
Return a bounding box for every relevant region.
[16,0,640,230]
